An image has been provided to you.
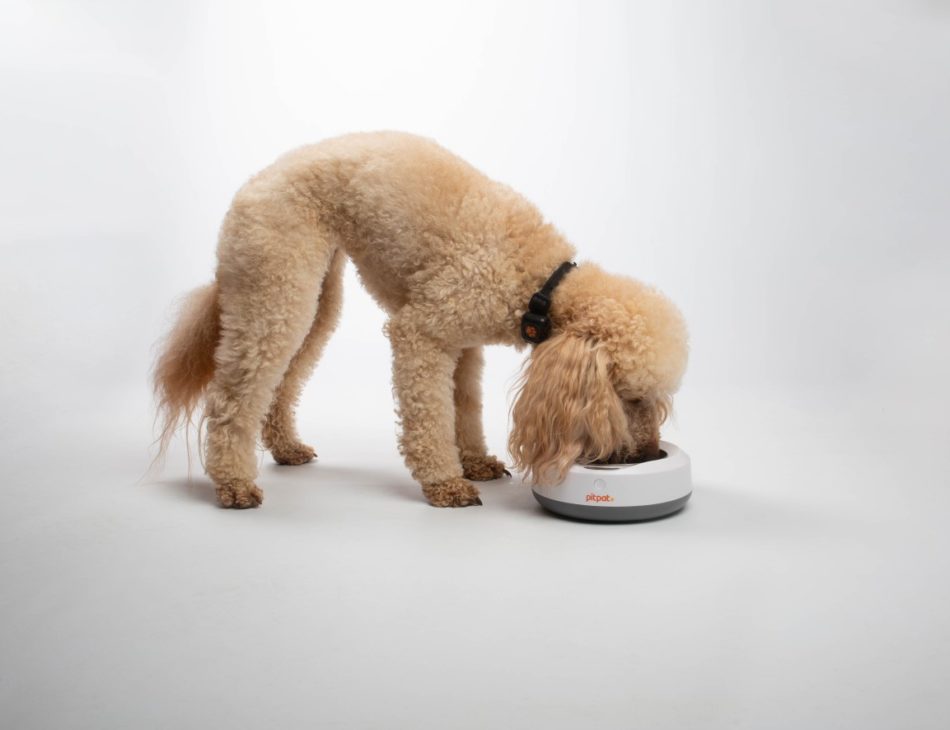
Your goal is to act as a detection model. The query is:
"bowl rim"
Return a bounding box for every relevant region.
[567,440,686,475]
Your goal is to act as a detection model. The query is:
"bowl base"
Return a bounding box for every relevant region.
[532,491,691,523]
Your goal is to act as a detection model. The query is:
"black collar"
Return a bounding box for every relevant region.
[520,261,576,344]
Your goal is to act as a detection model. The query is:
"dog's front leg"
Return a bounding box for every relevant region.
[454,347,509,481]
[388,318,482,507]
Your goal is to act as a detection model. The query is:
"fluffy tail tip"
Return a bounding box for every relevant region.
[151,282,221,467]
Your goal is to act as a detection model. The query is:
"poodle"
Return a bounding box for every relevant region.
[153,132,688,508]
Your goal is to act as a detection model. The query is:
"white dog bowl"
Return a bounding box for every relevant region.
[531,441,692,522]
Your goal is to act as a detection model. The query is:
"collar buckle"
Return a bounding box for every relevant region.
[520,261,576,345]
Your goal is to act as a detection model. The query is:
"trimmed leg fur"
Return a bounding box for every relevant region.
[263,250,345,466]
[388,316,481,507]
[203,213,336,508]
[454,347,509,482]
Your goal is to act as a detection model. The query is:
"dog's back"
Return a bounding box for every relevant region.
[227,132,548,313]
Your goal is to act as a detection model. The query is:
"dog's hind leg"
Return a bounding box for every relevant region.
[453,347,509,481]
[203,217,335,508]
[262,248,345,465]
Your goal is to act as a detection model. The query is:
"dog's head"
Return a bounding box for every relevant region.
[508,264,688,484]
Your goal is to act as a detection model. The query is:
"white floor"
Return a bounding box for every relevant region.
[2,381,947,730]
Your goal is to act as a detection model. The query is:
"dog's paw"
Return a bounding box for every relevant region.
[215,479,263,509]
[271,442,316,466]
[462,454,511,481]
[422,477,483,507]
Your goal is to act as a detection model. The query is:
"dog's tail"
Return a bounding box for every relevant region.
[152,282,221,464]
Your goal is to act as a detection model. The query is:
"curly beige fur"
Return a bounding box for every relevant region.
[153,132,688,509]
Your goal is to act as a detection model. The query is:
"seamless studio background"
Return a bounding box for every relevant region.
[1,2,948,729]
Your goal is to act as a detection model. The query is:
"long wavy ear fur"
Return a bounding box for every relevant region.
[508,333,630,485]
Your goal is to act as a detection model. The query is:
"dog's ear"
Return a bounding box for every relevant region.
[623,394,672,459]
[509,333,629,485]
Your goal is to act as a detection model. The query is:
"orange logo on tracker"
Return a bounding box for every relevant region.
[585,493,614,503]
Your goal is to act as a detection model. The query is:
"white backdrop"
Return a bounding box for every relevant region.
[2,0,948,431]
[2,2,949,729]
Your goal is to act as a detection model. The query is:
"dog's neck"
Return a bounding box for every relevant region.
[518,261,577,344]
[498,229,580,346]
